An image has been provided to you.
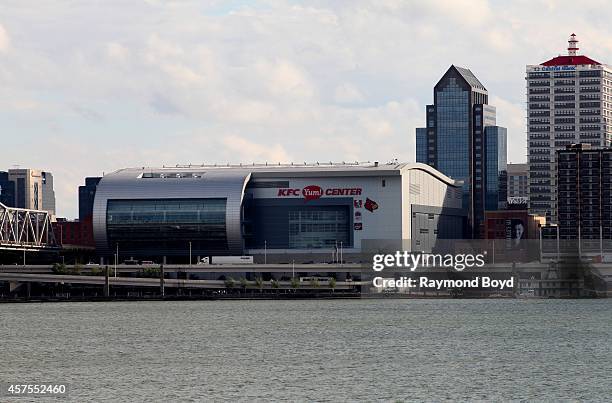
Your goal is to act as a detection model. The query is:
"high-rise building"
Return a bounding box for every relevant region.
[416,65,507,237]
[556,144,612,252]
[41,171,56,216]
[7,169,56,216]
[0,171,15,207]
[79,177,101,221]
[527,34,612,220]
[507,163,528,199]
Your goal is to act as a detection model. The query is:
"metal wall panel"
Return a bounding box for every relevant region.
[93,168,251,257]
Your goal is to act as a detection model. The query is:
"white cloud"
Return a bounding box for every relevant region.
[4,1,612,217]
[0,23,9,52]
[220,135,292,163]
[105,42,129,63]
[334,83,365,104]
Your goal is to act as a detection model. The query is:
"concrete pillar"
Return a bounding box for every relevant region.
[104,265,110,297]
[160,264,165,298]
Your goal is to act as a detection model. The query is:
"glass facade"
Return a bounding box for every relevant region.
[416,128,427,163]
[245,200,352,249]
[436,77,470,185]
[0,172,15,207]
[419,65,507,238]
[16,178,25,208]
[288,207,349,249]
[485,126,508,211]
[106,198,227,256]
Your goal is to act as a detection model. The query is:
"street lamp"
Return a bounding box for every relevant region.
[189,241,192,267]
[264,240,267,264]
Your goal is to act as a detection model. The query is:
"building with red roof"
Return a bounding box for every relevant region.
[526,34,612,222]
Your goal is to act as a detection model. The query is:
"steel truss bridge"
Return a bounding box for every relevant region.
[0,202,59,251]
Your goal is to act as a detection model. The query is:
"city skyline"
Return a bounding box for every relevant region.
[3,1,612,218]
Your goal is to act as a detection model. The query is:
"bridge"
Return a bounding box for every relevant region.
[0,202,59,251]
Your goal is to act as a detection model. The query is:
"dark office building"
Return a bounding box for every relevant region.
[557,144,612,252]
[0,171,15,207]
[79,177,101,221]
[416,65,507,238]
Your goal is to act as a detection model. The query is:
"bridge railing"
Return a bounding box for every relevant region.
[0,202,59,250]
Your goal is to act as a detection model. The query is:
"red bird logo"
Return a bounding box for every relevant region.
[364,198,378,212]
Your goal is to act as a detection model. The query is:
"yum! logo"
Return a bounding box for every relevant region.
[302,185,323,201]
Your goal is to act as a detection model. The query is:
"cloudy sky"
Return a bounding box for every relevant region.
[2,0,612,218]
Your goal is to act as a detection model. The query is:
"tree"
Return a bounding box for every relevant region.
[71,263,82,275]
[310,278,320,288]
[224,276,235,290]
[254,276,263,292]
[329,277,336,292]
[271,279,279,289]
[52,263,67,274]
[239,277,248,293]
[290,277,299,290]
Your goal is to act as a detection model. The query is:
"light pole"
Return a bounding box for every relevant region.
[189,241,192,267]
[264,240,267,264]
[340,241,343,267]
[334,240,338,264]
[292,259,295,279]
[115,243,118,278]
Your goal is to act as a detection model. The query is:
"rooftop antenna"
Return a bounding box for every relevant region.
[568,33,579,56]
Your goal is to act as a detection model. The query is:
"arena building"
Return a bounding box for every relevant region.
[92,162,466,261]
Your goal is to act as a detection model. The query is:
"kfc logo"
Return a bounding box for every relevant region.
[364,198,379,212]
[277,188,301,196]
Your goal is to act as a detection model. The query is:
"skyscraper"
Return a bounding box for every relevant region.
[416,65,507,238]
[507,163,528,199]
[0,171,15,207]
[79,177,101,221]
[526,34,612,220]
[42,171,56,217]
[7,168,56,216]
[556,144,612,252]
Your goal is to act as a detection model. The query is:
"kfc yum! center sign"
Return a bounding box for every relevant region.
[277,185,362,201]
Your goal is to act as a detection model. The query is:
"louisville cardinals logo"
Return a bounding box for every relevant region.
[364,198,378,212]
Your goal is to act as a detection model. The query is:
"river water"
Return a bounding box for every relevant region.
[2,299,611,401]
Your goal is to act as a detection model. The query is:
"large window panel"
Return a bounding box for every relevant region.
[107,198,227,255]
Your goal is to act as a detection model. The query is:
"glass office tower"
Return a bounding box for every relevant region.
[416,65,507,238]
